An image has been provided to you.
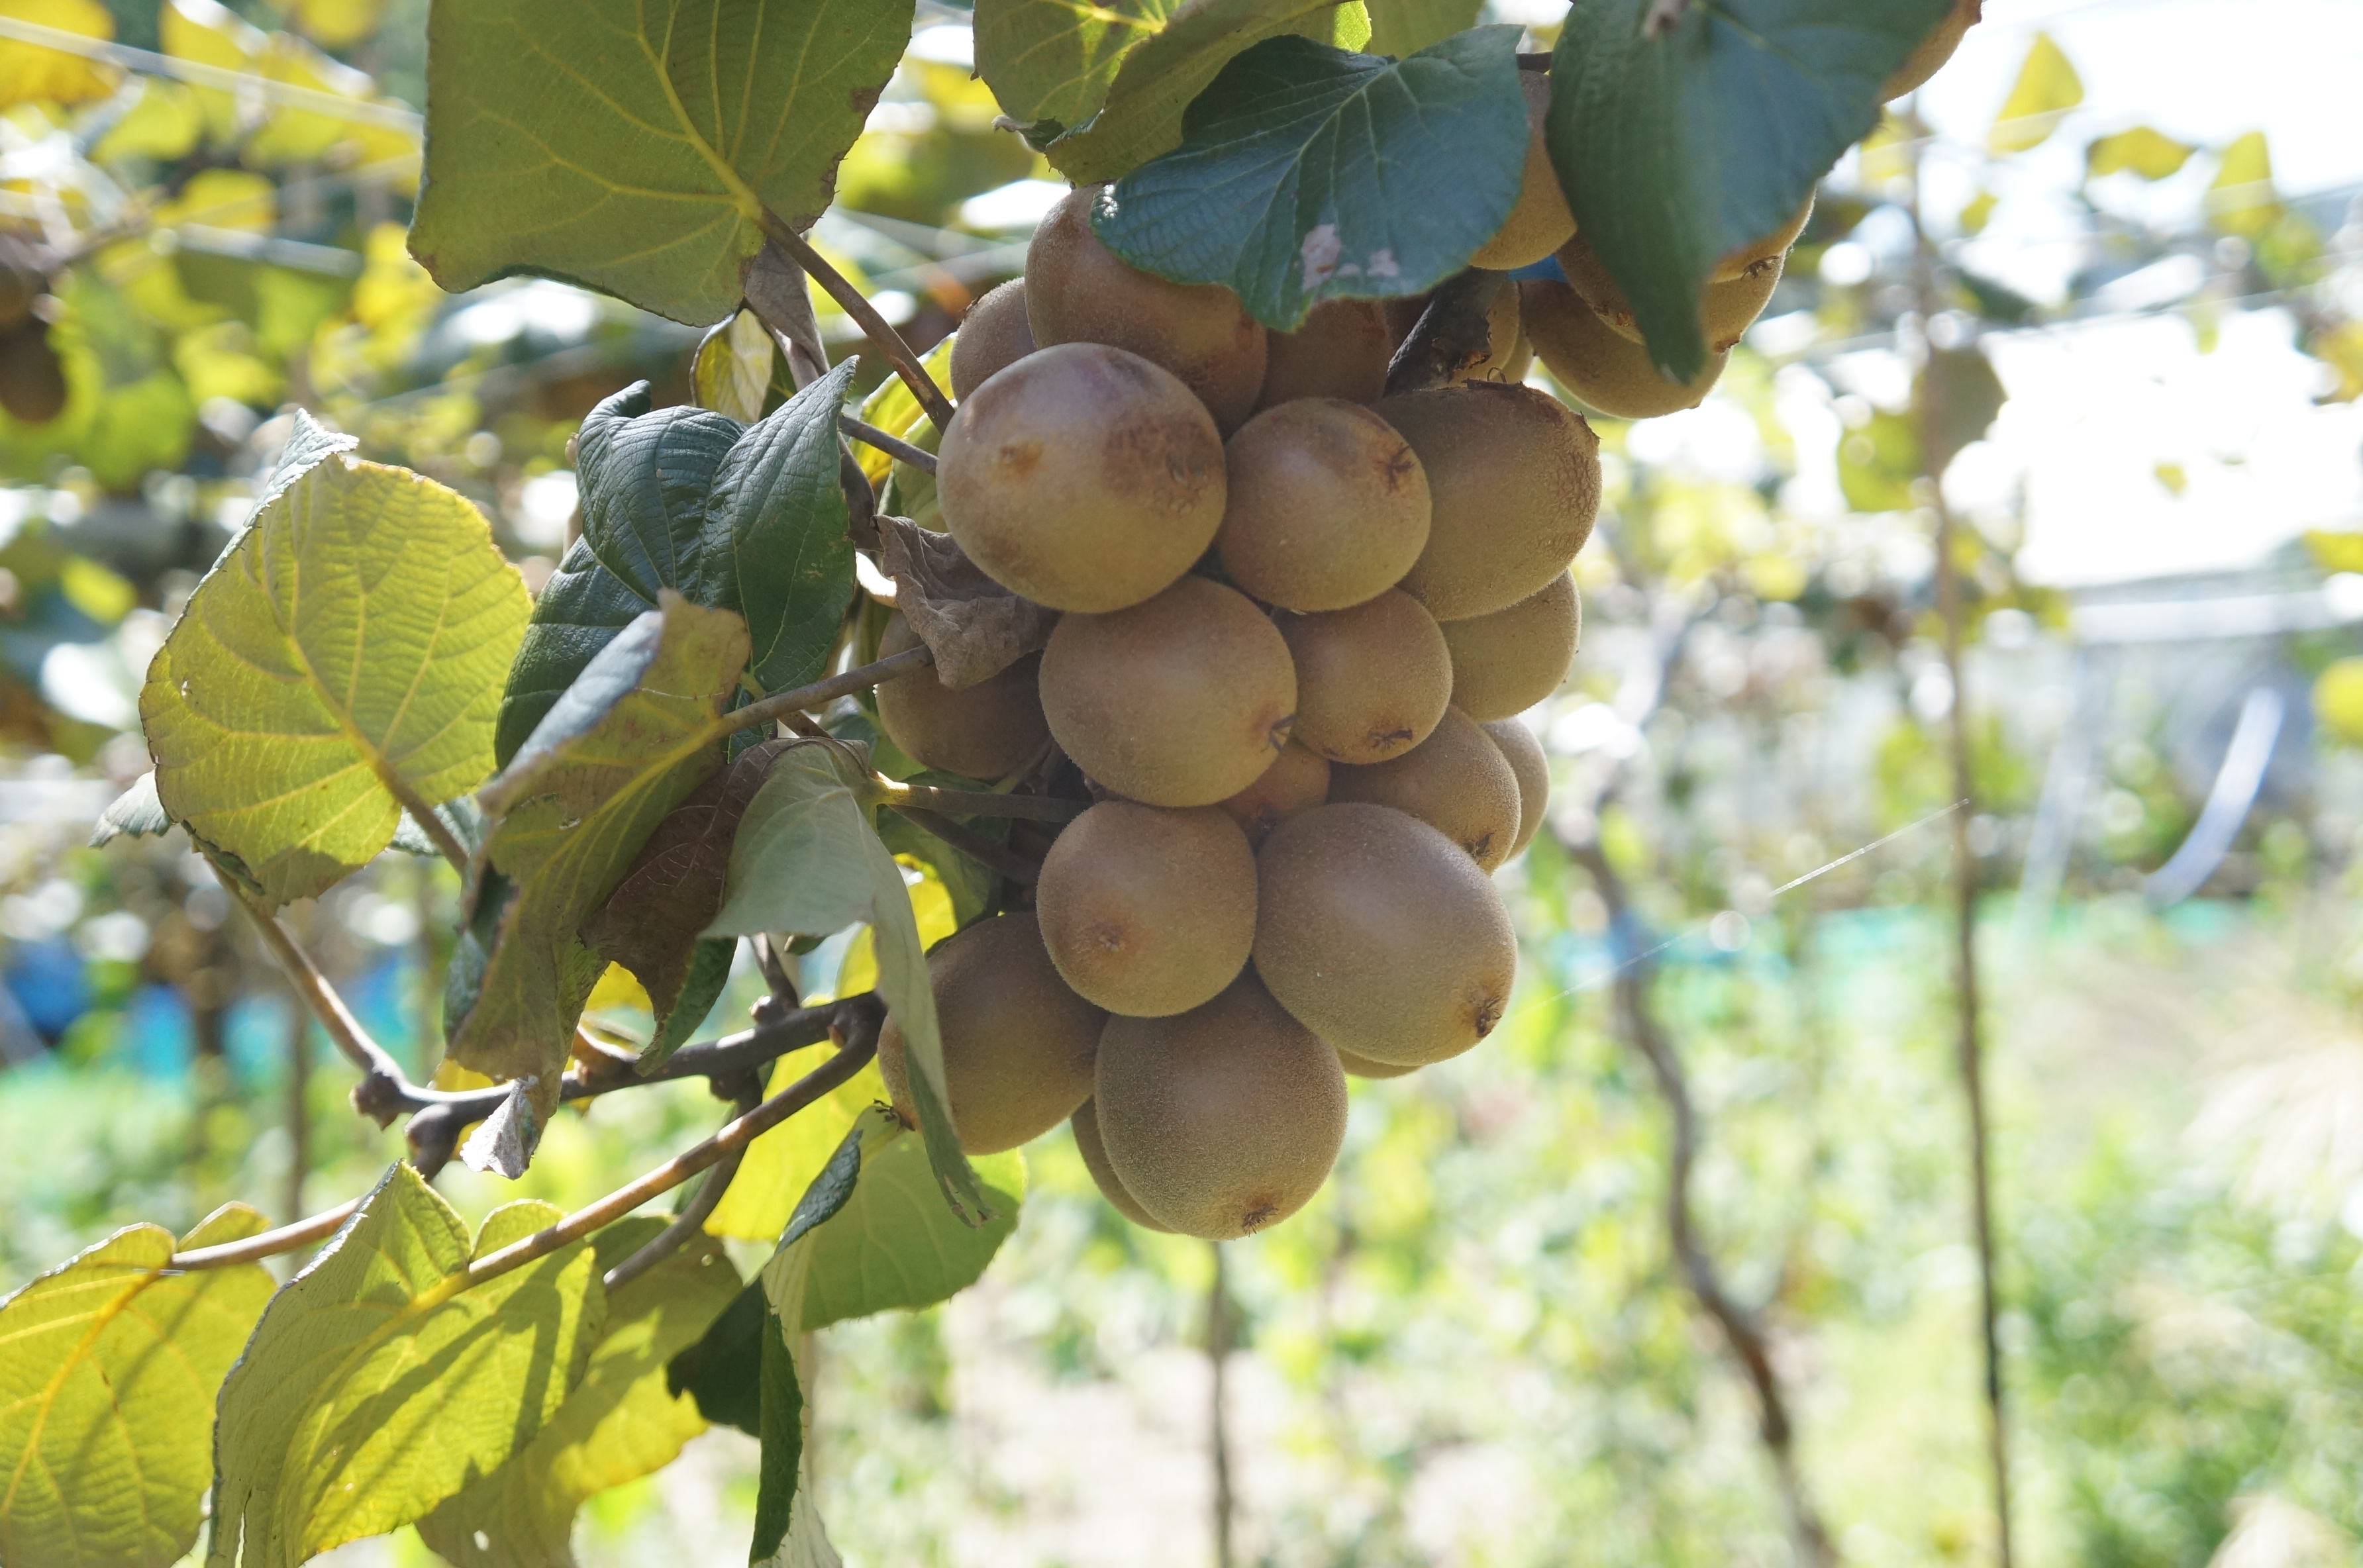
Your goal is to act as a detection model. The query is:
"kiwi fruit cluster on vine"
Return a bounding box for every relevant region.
[876,181,1607,1242]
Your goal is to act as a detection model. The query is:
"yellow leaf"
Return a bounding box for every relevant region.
[1987,32,2082,155]
[2303,530,2363,575]
[2316,658,2363,748]
[2152,460,2187,496]
[706,1054,891,1241]
[272,0,385,49]
[173,319,281,405]
[2086,125,2193,181]
[161,0,264,144]
[158,166,276,234]
[58,552,132,622]
[91,77,204,162]
[0,0,118,107]
[2207,130,2280,236]
[854,334,953,486]
[2311,321,2363,403]
[1956,189,1996,236]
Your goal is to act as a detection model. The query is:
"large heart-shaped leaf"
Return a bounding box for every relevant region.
[209,1171,604,1568]
[140,438,529,905]
[1093,28,1526,330]
[973,0,1174,132]
[495,385,740,767]
[703,743,993,1226]
[0,1206,274,1568]
[414,1222,741,1568]
[450,593,748,1128]
[408,0,914,324]
[1545,0,1952,379]
[1038,0,1372,183]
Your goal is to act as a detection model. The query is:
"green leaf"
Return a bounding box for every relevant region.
[750,1289,807,1563]
[408,0,915,325]
[139,444,530,906]
[797,1136,1021,1330]
[1545,0,1950,380]
[693,308,777,423]
[704,745,994,1225]
[415,1222,741,1568]
[1986,31,2082,155]
[664,1279,767,1437]
[495,385,742,767]
[1093,29,1525,330]
[451,593,748,1126]
[650,936,736,1059]
[695,359,859,696]
[0,1205,275,1568]
[973,0,1174,129]
[1041,0,1372,184]
[1365,0,1480,56]
[1836,407,1921,514]
[874,786,1005,930]
[210,1169,605,1568]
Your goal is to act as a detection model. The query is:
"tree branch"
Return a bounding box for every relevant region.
[168,1196,362,1271]
[1564,833,1837,1568]
[602,1081,763,1292]
[755,206,957,432]
[719,644,935,741]
[840,413,938,475]
[1383,270,1506,396]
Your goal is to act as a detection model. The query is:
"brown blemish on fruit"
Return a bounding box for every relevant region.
[1239,1198,1280,1232]
[1367,725,1415,754]
[995,439,1044,479]
[1472,993,1504,1040]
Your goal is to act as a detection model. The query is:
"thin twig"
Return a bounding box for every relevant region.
[1383,269,1506,396]
[889,805,1042,885]
[168,1197,361,1271]
[401,802,471,873]
[603,1083,763,1292]
[721,645,935,740]
[876,781,1082,823]
[221,868,423,1121]
[755,206,958,432]
[840,413,938,475]
[1209,1241,1237,1568]
[1566,835,1837,1568]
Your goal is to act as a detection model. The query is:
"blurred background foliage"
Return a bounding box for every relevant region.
[3,1,2363,1565]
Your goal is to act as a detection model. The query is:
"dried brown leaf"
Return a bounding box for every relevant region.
[876,515,1060,691]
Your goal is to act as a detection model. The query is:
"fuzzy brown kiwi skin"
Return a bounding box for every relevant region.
[1703,257,1784,353]
[1327,705,1523,873]
[1468,70,1575,270]
[1559,207,1807,341]
[876,910,1107,1155]
[1217,398,1431,612]
[1093,970,1348,1240]
[1252,803,1519,1067]
[1482,716,1550,859]
[1038,575,1298,808]
[1035,801,1258,1018]
[1219,740,1330,848]
[1376,381,1601,622]
[1026,183,1268,433]
[1072,1098,1173,1231]
[1257,299,1393,409]
[1336,1048,1419,1080]
[950,279,1036,401]
[873,612,1049,779]
[1440,572,1580,722]
[1278,590,1452,765]
[1519,279,1727,420]
[937,341,1226,612]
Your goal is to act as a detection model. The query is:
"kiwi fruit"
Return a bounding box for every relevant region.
[1217,399,1431,612]
[1558,215,1802,342]
[873,612,1048,779]
[1469,70,1576,270]
[1374,382,1601,620]
[1253,803,1519,1066]
[937,342,1226,612]
[876,910,1106,1154]
[1072,1099,1172,1230]
[1336,1048,1419,1080]
[0,319,67,425]
[1258,298,1393,408]
[949,278,1036,401]
[1482,716,1550,859]
[1520,279,1727,419]
[1039,575,1297,807]
[1036,801,1258,1017]
[1278,590,1452,765]
[1884,0,1980,101]
[1439,572,1580,721]
[1447,283,1526,386]
[1328,706,1523,871]
[1712,196,1815,283]
[1703,258,1784,352]
[1094,970,1348,1238]
[1220,740,1330,847]
[1552,230,1643,342]
[1027,183,1268,433]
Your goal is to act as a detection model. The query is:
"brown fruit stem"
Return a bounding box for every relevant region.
[719,644,936,740]
[840,413,938,475]
[757,204,957,433]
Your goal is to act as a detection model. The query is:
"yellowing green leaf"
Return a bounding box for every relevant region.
[158,167,276,234]
[1366,0,1480,57]
[2153,460,2187,496]
[162,0,264,144]
[91,77,204,162]
[2305,530,2363,575]
[798,1134,1021,1330]
[246,30,412,168]
[271,0,386,49]
[450,593,748,1128]
[1042,0,1373,184]
[415,1225,741,1568]
[0,0,118,106]
[2208,129,2281,237]
[1987,31,2081,155]
[0,1205,276,1568]
[2086,124,2193,181]
[706,1054,891,1241]
[693,309,775,424]
[211,1169,605,1568]
[1956,188,1995,236]
[973,0,1174,129]
[409,0,916,326]
[140,428,531,906]
[2312,322,2363,404]
[2315,658,2363,748]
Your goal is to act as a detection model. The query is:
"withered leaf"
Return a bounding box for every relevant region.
[876,514,1059,690]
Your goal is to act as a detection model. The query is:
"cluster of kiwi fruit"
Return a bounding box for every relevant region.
[866,19,1985,1239]
[871,181,1590,1241]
